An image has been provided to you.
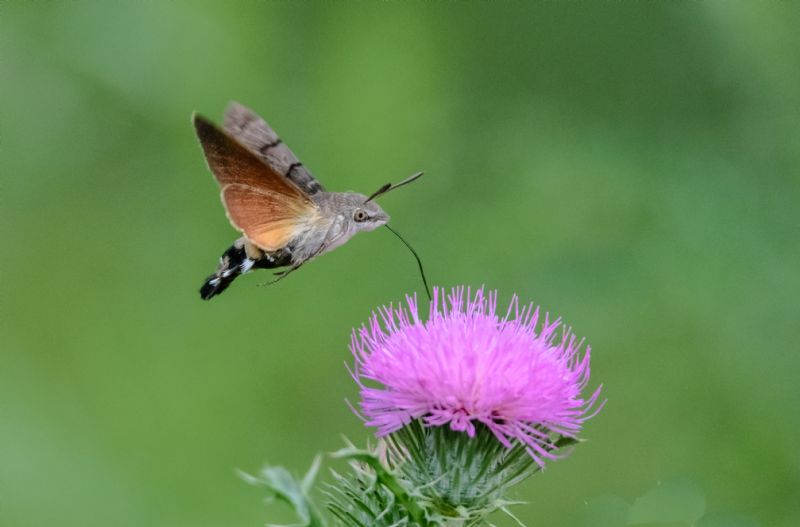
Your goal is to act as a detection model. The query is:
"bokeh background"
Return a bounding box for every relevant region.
[2,2,798,526]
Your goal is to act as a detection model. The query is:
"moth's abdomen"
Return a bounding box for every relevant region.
[199,239,290,300]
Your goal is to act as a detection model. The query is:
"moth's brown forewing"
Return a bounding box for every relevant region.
[193,114,318,252]
[223,102,325,195]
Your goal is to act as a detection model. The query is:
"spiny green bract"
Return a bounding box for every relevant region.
[384,421,542,523]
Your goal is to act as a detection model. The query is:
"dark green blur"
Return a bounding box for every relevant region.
[2,2,798,526]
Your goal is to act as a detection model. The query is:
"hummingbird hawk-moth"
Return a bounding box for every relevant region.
[194,102,428,300]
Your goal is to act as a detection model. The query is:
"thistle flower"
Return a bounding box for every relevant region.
[250,288,606,526]
[350,286,604,467]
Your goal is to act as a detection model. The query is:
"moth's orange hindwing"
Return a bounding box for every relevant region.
[221,183,317,252]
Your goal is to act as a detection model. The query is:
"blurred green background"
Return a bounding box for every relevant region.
[2,1,798,526]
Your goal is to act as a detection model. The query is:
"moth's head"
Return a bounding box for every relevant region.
[347,171,423,232]
[345,195,390,232]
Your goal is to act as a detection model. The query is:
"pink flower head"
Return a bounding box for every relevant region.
[350,286,604,466]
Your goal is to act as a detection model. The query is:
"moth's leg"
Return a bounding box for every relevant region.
[268,262,304,283]
[268,237,332,283]
[255,261,300,287]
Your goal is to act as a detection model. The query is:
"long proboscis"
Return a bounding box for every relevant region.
[365,171,424,203]
[385,224,432,301]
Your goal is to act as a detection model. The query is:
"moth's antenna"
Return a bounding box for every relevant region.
[365,171,423,203]
[385,224,432,301]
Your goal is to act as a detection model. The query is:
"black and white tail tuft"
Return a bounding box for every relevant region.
[199,243,255,300]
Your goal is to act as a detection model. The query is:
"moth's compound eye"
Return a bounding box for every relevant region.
[353,209,369,222]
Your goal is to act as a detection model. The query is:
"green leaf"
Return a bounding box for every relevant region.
[239,456,327,527]
[301,454,323,494]
[627,478,705,525]
[568,495,629,527]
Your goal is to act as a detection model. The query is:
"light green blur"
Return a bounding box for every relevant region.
[1,2,798,526]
